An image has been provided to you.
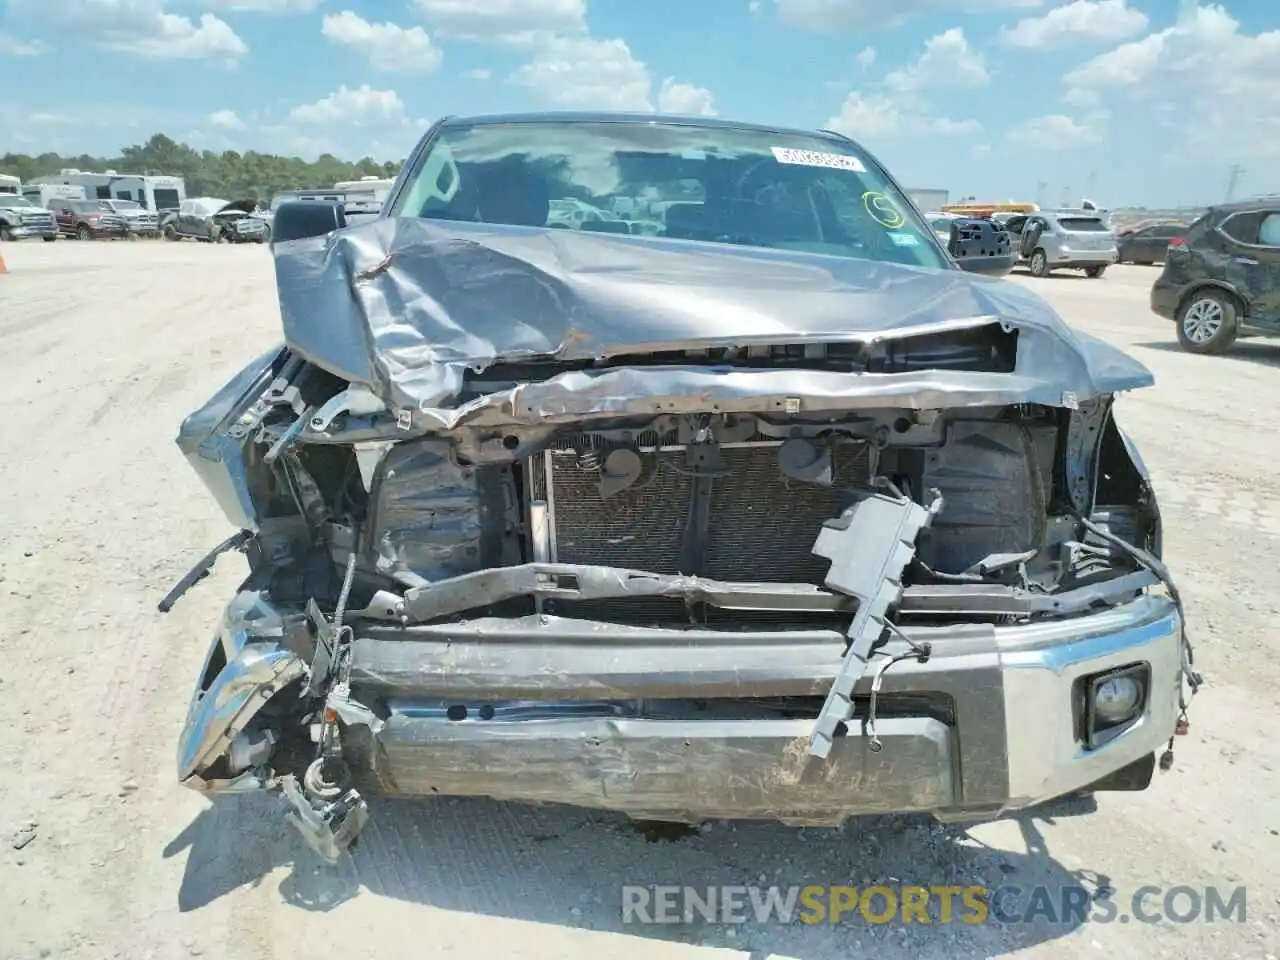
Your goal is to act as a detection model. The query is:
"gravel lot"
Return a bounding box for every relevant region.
[1,240,1277,960]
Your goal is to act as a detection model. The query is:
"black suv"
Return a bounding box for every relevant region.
[1150,200,1280,354]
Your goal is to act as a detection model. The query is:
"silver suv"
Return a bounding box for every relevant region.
[1005,210,1119,278]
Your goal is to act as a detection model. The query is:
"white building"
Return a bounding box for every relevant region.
[29,169,186,211]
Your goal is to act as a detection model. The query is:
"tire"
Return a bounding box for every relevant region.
[163,224,178,241]
[0,225,12,241]
[1085,265,1107,278]
[77,224,93,241]
[1029,248,1051,277]
[1176,290,1239,355]
[42,235,57,243]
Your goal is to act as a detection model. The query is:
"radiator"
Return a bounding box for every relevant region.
[527,439,870,585]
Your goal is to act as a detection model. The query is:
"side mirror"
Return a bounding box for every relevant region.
[270,199,348,245]
[949,218,1016,277]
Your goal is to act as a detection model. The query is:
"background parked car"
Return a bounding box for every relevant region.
[1117,221,1188,265]
[1149,200,1280,354]
[96,199,160,238]
[0,194,57,242]
[162,197,270,243]
[214,200,271,244]
[1004,210,1118,278]
[47,198,127,240]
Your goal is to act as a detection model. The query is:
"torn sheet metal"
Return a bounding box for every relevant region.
[272,218,1153,429]
[809,491,940,759]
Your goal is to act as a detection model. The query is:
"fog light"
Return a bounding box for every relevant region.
[1093,675,1142,723]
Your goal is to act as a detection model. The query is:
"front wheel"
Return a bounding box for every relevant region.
[77,224,93,241]
[1176,290,1239,355]
[1085,265,1107,278]
[42,235,57,243]
[163,224,177,241]
[1029,248,1051,277]
[0,225,12,242]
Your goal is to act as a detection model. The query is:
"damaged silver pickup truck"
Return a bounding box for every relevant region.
[164,112,1199,863]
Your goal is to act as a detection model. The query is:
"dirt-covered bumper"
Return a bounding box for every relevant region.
[179,589,1184,823]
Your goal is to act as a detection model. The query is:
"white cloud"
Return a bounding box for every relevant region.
[198,0,320,10]
[1006,113,1104,148]
[209,109,245,130]
[413,0,585,44]
[827,91,982,139]
[7,0,247,62]
[508,35,719,118]
[657,78,717,116]
[254,85,424,160]
[855,45,876,70]
[1000,0,1147,49]
[511,35,653,109]
[827,28,984,141]
[287,84,407,126]
[0,32,47,55]
[884,26,988,91]
[1063,2,1280,162]
[29,112,78,125]
[774,0,1042,32]
[463,67,491,80]
[321,11,442,72]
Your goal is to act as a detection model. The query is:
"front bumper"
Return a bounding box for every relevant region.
[8,224,57,240]
[179,589,1185,824]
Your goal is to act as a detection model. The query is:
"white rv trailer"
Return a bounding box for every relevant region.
[332,175,396,207]
[28,169,186,211]
[23,183,86,206]
[0,173,19,195]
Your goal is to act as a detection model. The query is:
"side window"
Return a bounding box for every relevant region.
[1005,216,1025,233]
[1219,211,1265,245]
[1258,212,1280,248]
[49,200,64,213]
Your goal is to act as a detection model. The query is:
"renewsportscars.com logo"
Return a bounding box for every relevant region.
[621,884,1248,926]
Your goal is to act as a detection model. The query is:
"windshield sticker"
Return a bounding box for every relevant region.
[888,231,920,247]
[862,191,906,229]
[771,146,867,173]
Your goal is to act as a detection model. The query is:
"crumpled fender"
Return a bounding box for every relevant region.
[178,590,305,787]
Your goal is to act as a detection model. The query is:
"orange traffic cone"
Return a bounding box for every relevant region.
[0,251,7,275]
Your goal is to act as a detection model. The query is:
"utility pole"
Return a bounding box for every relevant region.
[1225,164,1243,202]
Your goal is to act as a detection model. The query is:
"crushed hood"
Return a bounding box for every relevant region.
[216,199,260,217]
[272,216,1153,430]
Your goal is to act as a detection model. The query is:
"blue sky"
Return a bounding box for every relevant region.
[2,0,1278,207]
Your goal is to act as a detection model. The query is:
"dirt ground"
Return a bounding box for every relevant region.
[0,240,1277,960]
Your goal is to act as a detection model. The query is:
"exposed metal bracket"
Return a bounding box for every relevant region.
[808,491,941,759]
[309,385,388,434]
[280,775,369,865]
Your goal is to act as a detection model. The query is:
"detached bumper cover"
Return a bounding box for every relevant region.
[1050,250,1119,266]
[180,590,1183,823]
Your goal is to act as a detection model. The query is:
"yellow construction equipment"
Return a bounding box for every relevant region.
[940,201,1040,218]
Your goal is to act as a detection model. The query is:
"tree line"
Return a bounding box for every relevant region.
[0,133,403,203]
